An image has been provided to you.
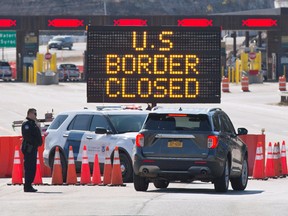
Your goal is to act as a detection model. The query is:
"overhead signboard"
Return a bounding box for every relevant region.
[0,31,16,48]
[86,26,221,103]
[45,17,87,30]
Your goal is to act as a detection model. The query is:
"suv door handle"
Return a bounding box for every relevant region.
[63,134,68,137]
[86,136,93,139]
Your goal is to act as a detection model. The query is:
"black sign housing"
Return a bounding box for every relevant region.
[87,26,221,103]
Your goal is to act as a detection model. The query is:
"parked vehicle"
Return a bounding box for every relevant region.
[48,36,73,50]
[57,63,81,81]
[0,60,12,81]
[133,107,248,192]
[43,107,149,182]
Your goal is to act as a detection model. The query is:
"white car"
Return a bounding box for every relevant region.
[43,107,149,182]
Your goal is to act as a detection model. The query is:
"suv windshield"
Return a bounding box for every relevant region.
[0,61,10,67]
[53,38,64,41]
[108,114,147,133]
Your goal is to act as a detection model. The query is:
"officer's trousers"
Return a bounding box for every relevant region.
[23,149,37,188]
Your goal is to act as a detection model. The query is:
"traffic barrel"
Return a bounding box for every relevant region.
[279,76,286,91]
[241,76,250,92]
[221,76,230,93]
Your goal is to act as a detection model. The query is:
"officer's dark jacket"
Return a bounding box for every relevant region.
[21,117,42,147]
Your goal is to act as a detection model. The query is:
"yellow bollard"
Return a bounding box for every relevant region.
[23,67,27,82]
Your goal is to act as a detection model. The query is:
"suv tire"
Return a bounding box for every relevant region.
[153,180,169,189]
[214,158,229,192]
[230,156,248,191]
[119,153,133,182]
[133,172,149,191]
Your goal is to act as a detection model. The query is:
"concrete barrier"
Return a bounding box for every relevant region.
[0,136,51,178]
[239,134,266,176]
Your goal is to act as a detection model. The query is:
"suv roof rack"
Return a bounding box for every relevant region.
[208,108,222,112]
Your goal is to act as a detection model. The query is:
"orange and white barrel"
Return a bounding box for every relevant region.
[279,76,287,91]
[222,77,230,93]
[241,76,249,92]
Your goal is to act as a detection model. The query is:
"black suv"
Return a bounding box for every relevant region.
[133,107,249,192]
[48,36,73,50]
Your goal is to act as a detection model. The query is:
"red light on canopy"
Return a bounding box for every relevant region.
[48,19,84,28]
[242,19,277,27]
[114,19,147,26]
[0,19,16,28]
[178,18,213,27]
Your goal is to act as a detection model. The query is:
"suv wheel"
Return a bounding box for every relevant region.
[119,153,133,182]
[133,172,149,191]
[214,158,229,192]
[153,180,169,189]
[230,156,248,191]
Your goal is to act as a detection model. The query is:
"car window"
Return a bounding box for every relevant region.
[49,114,68,129]
[212,113,220,132]
[89,115,110,131]
[67,114,92,131]
[220,114,236,134]
[108,114,147,133]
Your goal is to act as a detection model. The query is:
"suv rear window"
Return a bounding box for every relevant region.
[108,114,147,133]
[143,114,211,131]
[49,114,68,129]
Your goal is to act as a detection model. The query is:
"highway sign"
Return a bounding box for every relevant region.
[0,31,16,48]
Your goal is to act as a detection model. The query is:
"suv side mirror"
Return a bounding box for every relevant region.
[237,127,248,135]
[95,127,108,134]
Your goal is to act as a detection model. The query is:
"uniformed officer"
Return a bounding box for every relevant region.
[21,108,43,192]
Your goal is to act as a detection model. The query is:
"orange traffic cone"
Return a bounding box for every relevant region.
[252,141,265,179]
[281,140,288,176]
[276,142,283,177]
[33,152,43,185]
[80,145,91,185]
[66,146,78,185]
[265,142,275,178]
[103,146,112,185]
[51,146,63,185]
[273,142,280,178]
[12,145,23,185]
[110,146,125,186]
[92,154,102,185]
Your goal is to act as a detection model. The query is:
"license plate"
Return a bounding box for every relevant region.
[168,140,183,148]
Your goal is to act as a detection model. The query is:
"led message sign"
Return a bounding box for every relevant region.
[87,26,221,103]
